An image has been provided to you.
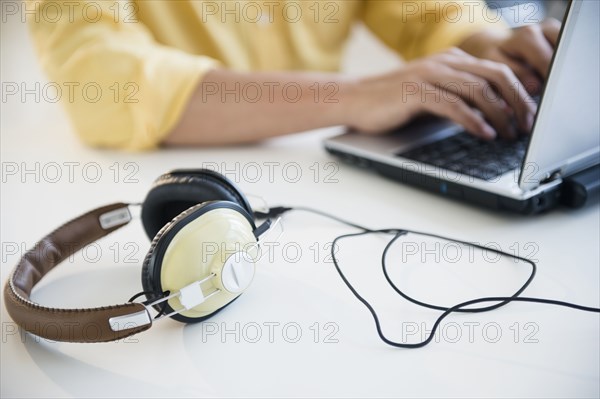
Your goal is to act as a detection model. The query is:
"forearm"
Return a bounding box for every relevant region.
[165,69,356,146]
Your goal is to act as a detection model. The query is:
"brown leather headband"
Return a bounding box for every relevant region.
[3,203,152,343]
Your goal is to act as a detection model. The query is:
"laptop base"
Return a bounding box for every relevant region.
[326,147,563,215]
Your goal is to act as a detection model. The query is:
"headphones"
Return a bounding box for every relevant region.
[3,169,272,343]
[7,169,599,348]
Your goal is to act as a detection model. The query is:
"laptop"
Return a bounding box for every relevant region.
[324,0,599,214]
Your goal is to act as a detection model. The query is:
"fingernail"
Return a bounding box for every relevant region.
[532,103,539,114]
[482,124,496,140]
[527,113,535,131]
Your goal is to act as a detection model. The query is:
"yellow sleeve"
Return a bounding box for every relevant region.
[361,0,508,60]
[27,0,219,151]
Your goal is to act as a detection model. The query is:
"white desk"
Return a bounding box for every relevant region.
[1,12,599,399]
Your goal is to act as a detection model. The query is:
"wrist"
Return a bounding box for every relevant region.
[327,76,363,128]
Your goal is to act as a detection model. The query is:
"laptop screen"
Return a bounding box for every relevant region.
[519,0,600,191]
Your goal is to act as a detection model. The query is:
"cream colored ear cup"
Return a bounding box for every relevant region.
[160,207,257,319]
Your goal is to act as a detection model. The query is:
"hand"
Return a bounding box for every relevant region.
[346,48,536,140]
[459,19,561,94]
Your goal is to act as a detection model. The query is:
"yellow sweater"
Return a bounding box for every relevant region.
[27,0,502,150]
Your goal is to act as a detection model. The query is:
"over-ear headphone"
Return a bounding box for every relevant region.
[3,169,271,343]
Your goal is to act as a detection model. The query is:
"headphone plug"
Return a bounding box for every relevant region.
[254,206,293,219]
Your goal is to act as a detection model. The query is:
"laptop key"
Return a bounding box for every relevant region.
[445,150,469,163]
[445,163,464,172]
[396,132,530,181]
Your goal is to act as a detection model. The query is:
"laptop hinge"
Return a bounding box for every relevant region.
[539,169,562,186]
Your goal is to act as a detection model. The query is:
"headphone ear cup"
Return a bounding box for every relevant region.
[140,204,204,297]
[141,201,257,323]
[141,170,253,240]
[141,255,156,297]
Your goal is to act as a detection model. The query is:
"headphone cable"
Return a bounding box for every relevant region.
[256,206,600,348]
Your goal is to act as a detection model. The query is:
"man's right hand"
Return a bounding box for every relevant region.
[345,48,537,141]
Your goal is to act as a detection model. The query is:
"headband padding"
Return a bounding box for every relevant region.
[3,203,151,342]
[141,170,253,240]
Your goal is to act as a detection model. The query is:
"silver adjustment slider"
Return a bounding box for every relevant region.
[147,274,221,321]
[109,309,152,332]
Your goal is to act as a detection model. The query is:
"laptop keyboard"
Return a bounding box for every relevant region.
[397,133,530,181]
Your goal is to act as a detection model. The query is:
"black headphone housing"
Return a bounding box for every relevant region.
[141,169,253,239]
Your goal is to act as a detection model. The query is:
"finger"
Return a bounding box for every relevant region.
[506,25,554,79]
[541,18,562,47]
[430,67,517,140]
[477,47,543,95]
[419,83,496,140]
[497,55,542,96]
[440,54,536,133]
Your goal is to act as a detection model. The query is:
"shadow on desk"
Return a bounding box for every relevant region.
[22,332,176,397]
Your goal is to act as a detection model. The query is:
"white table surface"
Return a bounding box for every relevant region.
[1,9,599,399]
